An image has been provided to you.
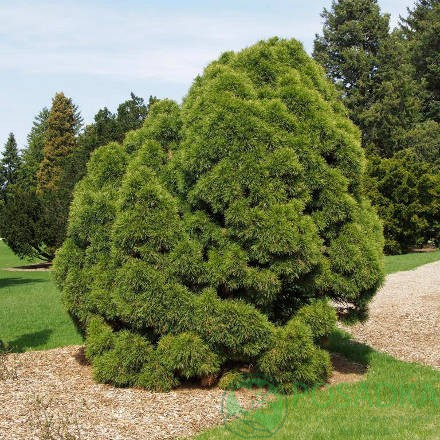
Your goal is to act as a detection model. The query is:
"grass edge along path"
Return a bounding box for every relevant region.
[194,330,440,440]
[385,250,440,275]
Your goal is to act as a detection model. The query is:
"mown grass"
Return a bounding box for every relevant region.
[0,241,33,268]
[194,330,440,440]
[385,250,440,274]
[0,241,81,351]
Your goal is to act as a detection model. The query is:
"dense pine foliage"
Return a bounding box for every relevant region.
[54,38,384,391]
[367,151,440,254]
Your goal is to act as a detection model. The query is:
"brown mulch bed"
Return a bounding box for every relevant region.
[344,261,440,370]
[0,346,224,440]
[0,346,365,440]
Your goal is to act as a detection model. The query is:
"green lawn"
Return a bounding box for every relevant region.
[385,250,440,274]
[0,241,81,351]
[195,330,440,440]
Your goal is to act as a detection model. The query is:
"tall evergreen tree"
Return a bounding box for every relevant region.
[93,107,119,145]
[360,30,422,156]
[0,98,82,261]
[401,0,440,121]
[0,133,21,190]
[1,96,84,261]
[314,0,440,253]
[115,93,150,141]
[0,114,49,260]
[20,108,50,188]
[1,92,157,261]
[36,93,79,194]
[402,120,440,170]
[78,93,158,165]
[313,0,390,140]
[366,150,440,253]
[34,92,83,258]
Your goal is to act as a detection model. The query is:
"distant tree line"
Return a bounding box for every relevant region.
[1,0,439,258]
[314,0,440,253]
[0,92,157,261]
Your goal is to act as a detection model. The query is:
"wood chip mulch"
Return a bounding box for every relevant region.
[0,346,365,439]
[0,345,226,440]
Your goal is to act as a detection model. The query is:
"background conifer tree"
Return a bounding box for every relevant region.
[34,93,82,258]
[0,133,21,192]
[0,92,156,261]
[36,92,79,194]
[402,0,440,121]
[19,108,50,188]
[360,29,422,157]
[314,0,440,253]
[0,94,82,260]
[313,0,390,143]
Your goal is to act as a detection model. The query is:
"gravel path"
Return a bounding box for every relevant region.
[347,261,440,370]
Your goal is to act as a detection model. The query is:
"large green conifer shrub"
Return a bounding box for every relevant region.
[54,38,384,392]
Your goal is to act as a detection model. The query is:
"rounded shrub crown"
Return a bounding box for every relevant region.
[54,38,384,391]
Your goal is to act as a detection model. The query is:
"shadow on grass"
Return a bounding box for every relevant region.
[8,329,53,352]
[10,263,52,270]
[328,329,374,366]
[0,277,46,289]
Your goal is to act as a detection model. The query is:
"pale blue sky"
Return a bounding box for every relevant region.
[0,0,415,149]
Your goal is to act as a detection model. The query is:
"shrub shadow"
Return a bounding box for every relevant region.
[73,346,89,366]
[8,329,53,352]
[328,329,374,366]
[0,277,46,289]
[10,262,52,270]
